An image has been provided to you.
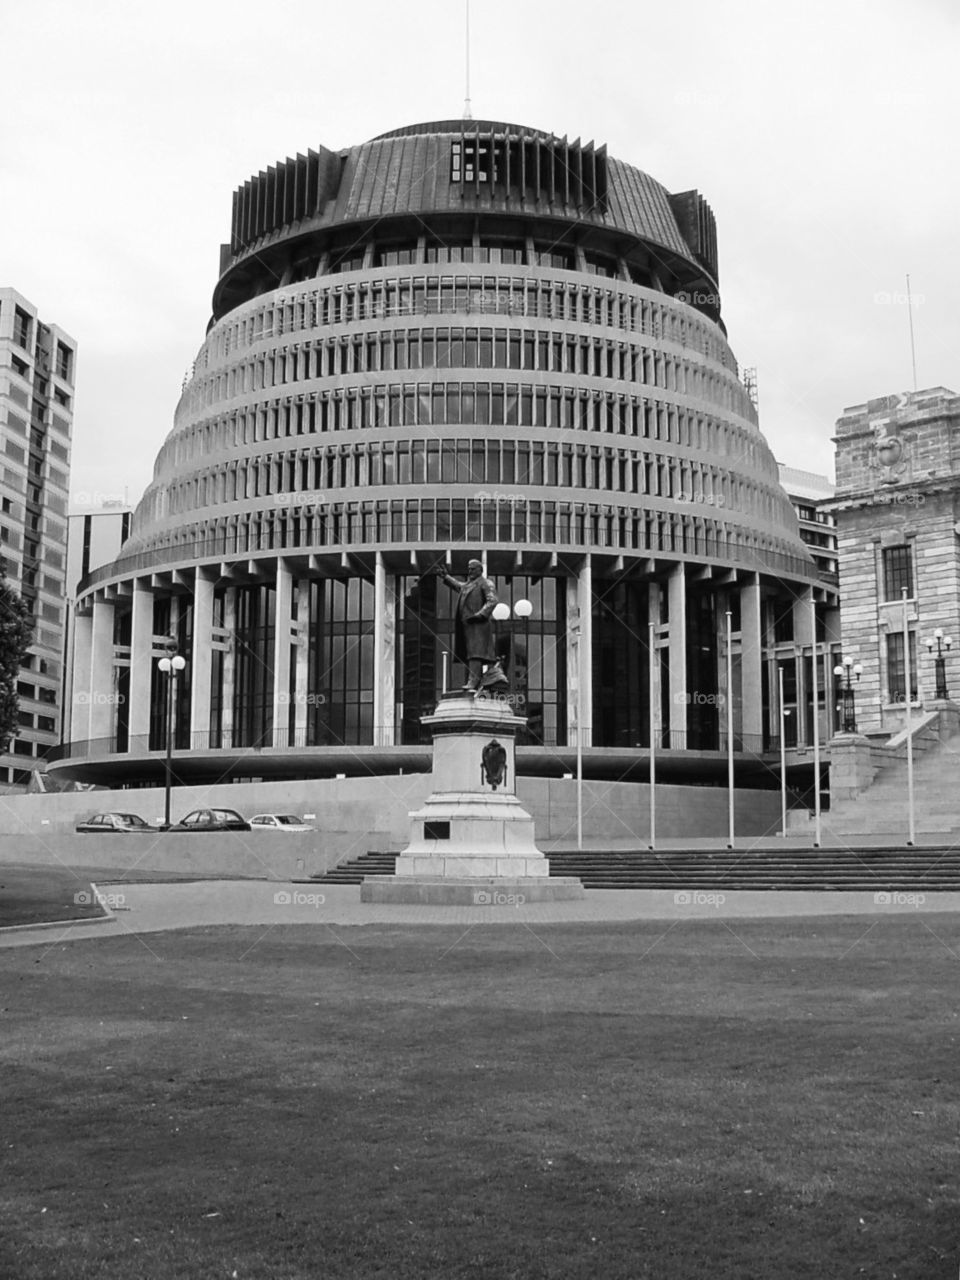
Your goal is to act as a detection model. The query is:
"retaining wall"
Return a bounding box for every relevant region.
[0,776,781,878]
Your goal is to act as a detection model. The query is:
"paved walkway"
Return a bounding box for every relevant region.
[3,879,959,948]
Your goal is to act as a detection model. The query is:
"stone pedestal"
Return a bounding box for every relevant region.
[361,692,584,904]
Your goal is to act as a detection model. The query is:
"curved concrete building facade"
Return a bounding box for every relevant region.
[57,120,828,785]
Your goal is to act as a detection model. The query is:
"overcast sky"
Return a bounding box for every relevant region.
[3,0,957,508]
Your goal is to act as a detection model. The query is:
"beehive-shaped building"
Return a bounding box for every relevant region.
[57,120,827,785]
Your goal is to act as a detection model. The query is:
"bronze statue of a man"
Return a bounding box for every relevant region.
[436,559,499,691]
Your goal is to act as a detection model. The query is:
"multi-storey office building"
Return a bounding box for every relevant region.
[779,465,837,580]
[775,465,841,747]
[61,501,133,753]
[54,120,833,786]
[0,288,74,788]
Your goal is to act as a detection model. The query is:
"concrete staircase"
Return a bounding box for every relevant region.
[545,846,960,889]
[313,844,960,891]
[823,722,960,839]
[314,851,398,884]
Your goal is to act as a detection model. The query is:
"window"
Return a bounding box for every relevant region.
[882,545,913,601]
[886,632,918,703]
[55,342,72,380]
[13,307,31,350]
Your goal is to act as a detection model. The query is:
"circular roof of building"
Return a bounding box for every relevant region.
[371,119,557,142]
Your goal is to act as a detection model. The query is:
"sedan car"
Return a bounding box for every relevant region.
[76,812,157,833]
[249,813,316,832]
[167,808,252,832]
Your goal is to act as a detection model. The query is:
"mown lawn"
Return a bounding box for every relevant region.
[1,917,958,1278]
[0,864,108,927]
[0,864,249,928]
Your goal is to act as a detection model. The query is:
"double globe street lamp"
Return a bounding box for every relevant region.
[924,628,953,700]
[833,655,863,735]
[492,598,533,705]
[158,640,186,829]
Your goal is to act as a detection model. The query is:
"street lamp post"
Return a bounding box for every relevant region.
[778,666,792,838]
[833,656,863,734]
[158,642,186,829]
[492,597,533,707]
[924,628,952,700]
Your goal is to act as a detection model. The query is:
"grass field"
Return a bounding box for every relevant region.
[0,864,251,928]
[2,916,958,1279]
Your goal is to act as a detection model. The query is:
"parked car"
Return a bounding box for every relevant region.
[76,812,157,833]
[167,808,251,832]
[249,813,316,832]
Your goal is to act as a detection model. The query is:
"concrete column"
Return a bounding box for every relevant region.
[740,574,763,741]
[128,580,153,741]
[272,560,294,745]
[568,558,593,747]
[294,580,311,742]
[566,577,579,744]
[794,587,815,746]
[668,562,687,735]
[190,569,215,741]
[88,599,115,742]
[221,588,236,747]
[71,611,93,741]
[648,581,663,745]
[373,553,397,746]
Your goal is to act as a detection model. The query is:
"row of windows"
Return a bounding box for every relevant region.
[16,681,57,705]
[142,388,780,534]
[183,326,745,419]
[196,273,737,380]
[111,498,812,599]
[328,241,624,279]
[161,438,784,528]
[17,710,57,733]
[159,381,767,485]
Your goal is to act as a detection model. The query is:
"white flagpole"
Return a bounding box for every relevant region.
[903,587,916,846]
[809,593,822,848]
[649,621,656,849]
[726,609,735,849]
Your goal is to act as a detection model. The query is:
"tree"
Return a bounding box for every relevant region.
[0,566,33,754]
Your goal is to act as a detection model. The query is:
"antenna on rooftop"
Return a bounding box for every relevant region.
[463,0,473,120]
[906,273,918,392]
